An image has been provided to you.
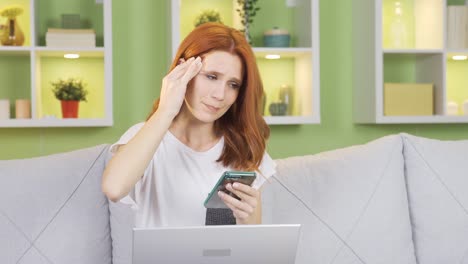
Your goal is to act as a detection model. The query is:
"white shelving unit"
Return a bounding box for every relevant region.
[0,0,112,127]
[171,0,320,125]
[353,0,468,124]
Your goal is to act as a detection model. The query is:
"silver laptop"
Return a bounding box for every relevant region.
[133,224,301,264]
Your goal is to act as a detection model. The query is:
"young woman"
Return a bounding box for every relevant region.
[102,23,276,227]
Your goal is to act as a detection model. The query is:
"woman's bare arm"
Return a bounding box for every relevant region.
[102,57,203,202]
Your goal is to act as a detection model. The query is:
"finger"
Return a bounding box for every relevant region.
[232,208,249,220]
[232,182,258,197]
[181,56,203,84]
[225,183,257,206]
[167,57,195,79]
[219,190,254,214]
[220,193,250,219]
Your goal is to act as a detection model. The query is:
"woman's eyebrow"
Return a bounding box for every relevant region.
[200,70,242,84]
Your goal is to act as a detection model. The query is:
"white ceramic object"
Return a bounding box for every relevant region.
[0,99,10,119]
[447,101,459,116]
[462,100,468,116]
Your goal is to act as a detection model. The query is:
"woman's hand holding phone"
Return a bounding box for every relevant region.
[158,57,203,119]
[219,182,260,225]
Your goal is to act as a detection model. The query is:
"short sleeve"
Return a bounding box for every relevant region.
[251,152,276,190]
[109,122,145,154]
[108,122,146,210]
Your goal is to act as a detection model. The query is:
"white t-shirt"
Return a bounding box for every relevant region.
[110,122,276,228]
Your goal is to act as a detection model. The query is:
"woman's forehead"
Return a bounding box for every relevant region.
[201,51,243,79]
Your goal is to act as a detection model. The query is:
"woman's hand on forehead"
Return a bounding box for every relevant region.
[158,57,203,118]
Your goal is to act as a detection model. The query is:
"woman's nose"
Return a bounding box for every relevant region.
[211,84,225,100]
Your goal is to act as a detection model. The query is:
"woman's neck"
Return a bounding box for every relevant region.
[169,110,220,152]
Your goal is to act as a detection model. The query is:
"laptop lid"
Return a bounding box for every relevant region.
[133,224,301,264]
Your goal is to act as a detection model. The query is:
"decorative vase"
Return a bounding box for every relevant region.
[61,100,79,118]
[264,27,290,47]
[389,2,409,48]
[1,18,25,46]
[269,102,288,116]
[15,99,30,118]
[279,84,293,115]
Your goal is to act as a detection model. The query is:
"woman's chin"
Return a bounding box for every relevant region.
[192,111,223,123]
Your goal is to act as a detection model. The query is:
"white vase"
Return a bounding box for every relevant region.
[0,99,10,119]
[462,100,468,116]
[447,101,459,116]
[390,2,409,48]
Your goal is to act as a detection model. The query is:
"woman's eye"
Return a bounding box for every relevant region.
[206,74,216,80]
[229,82,240,89]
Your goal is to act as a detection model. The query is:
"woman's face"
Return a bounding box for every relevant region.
[184,50,243,123]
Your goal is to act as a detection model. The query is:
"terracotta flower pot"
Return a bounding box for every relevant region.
[61,100,79,118]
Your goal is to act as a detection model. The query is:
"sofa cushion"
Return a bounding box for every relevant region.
[0,145,112,264]
[108,199,135,264]
[262,135,416,264]
[402,133,468,264]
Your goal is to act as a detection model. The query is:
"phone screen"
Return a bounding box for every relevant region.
[204,171,256,209]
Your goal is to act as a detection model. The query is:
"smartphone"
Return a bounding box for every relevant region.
[204,171,256,209]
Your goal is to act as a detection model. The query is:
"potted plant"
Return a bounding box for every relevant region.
[194,9,223,27]
[51,78,88,118]
[236,0,260,44]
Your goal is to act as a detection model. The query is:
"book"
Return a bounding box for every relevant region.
[46,33,95,40]
[46,30,96,47]
[47,28,95,34]
[45,39,96,48]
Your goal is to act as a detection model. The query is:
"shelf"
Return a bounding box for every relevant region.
[264,115,319,125]
[383,49,443,54]
[353,0,468,123]
[253,47,313,58]
[0,0,113,127]
[171,0,320,125]
[35,47,104,58]
[0,118,112,128]
[0,53,30,115]
[0,47,31,55]
[381,0,443,50]
[446,52,468,116]
[376,115,468,124]
[35,0,105,47]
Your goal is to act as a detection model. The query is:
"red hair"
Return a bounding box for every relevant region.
[148,22,269,171]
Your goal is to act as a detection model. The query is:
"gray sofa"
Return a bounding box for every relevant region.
[1,133,467,264]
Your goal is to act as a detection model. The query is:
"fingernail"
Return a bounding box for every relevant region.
[218,191,224,197]
[233,182,239,188]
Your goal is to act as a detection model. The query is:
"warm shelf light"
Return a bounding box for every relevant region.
[265,54,281,59]
[64,53,80,59]
[452,55,467,61]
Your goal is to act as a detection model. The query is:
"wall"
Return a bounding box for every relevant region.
[0,0,467,160]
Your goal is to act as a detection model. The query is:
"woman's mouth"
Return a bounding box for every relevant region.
[203,103,221,113]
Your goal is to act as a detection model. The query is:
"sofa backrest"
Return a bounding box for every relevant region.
[0,145,112,264]
[401,133,468,264]
[262,134,417,264]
